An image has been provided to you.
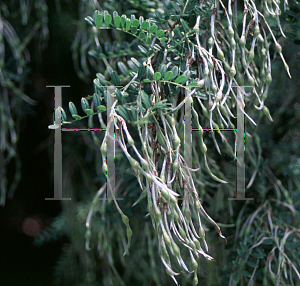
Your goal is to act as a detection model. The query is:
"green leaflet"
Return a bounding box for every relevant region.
[132,19,140,27]
[69,102,78,116]
[96,14,103,28]
[175,74,186,83]
[153,72,161,80]
[118,62,128,75]
[81,97,89,112]
[150,24,158,33]
[139,31,146,40]
[114,15,121,28]
[164,71,173,81]
[96,105,106,112]
[110,71,120,86]
[171,66,178,79]
[136,65,146,81]
[158,64,167,78]
[116,105,130,121]
[93,93,101,108]
[115,89,124,104]
[121,15,126,28]
[145,67,153,79]
[141,21,149,30]
[156,29,165,38]
[125,20,131,31]
[105,14,112,26]
[180,19,189,33]
[140,90,152,109]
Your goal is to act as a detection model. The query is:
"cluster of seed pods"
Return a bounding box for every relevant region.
[94,1,291,285]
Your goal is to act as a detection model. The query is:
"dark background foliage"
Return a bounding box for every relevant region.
[0,0,299,285]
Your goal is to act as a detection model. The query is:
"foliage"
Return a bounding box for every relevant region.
[1,0,300,285]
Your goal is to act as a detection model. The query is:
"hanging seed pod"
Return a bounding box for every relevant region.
[262,106,273,121]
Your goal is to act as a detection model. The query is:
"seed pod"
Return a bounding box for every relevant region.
[230,37,236,50]
[173,158,179,173]
[163,230,171,248]
[194,199,200,213]
[160,187,170,203]
[193,273,198,286]
[173,134,181,149]
[170,194,177,206]
[230,66,236,78]
[127,134,134,146]
[147,143,153,158]
[200,139,207,154]
[173,209,179,222]
[191,255,198,272]
[248,49,254,62]
[140,158,149,171]
[254,25,260,38]
[129,157,140,170]
[266,73,272,86]
[262,106,273,121]
[239,35,246,48]
[215,90,222,103]
[276,43,282,54]
[102,162,107,175]
[178,224,187,240]
[258,34,264,45]
[172,241,180,258]
[228,27,234,38]
[166,114,175,127]
[157,127,167,149]
[154,205,161,222]
[100,141,107,156]
[208,37,213,49]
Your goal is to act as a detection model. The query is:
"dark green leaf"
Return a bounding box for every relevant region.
[110,71,120,86]
[285,32,297,39]
[104,42,111,54]
[241,270,252,278]
[250,252,263,259]
[139,31,146,39]
[180,19,190,33]
[93,93,101,108]
[140,90,152,109]
[237,249,246,260]
[136,65,146,81]
[81,97,89,112]
[262,239,273,245]
[239,242,249,253]
[246,261,258,268]
[131,27,137,34]
[118,62,128,75]
[171,1,181,13]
